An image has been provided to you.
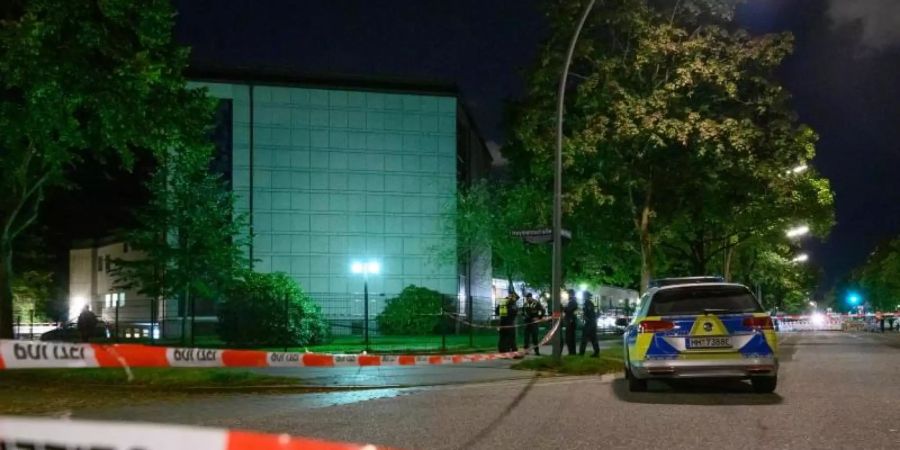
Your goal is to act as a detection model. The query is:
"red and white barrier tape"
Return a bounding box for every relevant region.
[0,340,525,370]
[444,312,553,329]
[0,416,389,450]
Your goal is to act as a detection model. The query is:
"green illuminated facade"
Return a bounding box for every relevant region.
[188,71,492,320]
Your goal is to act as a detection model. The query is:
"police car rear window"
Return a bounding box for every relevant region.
[647,286,763,316]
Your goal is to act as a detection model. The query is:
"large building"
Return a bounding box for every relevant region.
[69,68,495,337]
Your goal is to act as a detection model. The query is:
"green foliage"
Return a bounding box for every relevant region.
[218,271,329,347]
[0,0,214,337]
[508,0,835,292]
[376,285,448,335]
[11,270,54,322]
[114,146,249,318]
[854,237,900,312]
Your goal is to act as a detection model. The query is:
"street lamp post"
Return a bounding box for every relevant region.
[552,0,596,362]
[351,260,381,352]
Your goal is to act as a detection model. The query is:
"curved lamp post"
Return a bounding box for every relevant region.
[552,0,597,361]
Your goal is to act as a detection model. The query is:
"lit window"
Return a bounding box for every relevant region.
[104,294,112,309]
[118,292,125,307]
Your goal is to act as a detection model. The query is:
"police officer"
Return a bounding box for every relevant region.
[77,305,98,343]
[522,293,546,355]
[564,289,578,355]
[496,292,520,352]
[580,292,600,357]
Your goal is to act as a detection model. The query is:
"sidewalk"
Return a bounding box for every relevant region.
[252,340,616,387]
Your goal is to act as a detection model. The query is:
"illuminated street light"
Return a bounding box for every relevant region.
[809,301,817,307]
[350,259,382,351]
[791,253,809,263]
[786,225,810,238]
[788,164,808,175]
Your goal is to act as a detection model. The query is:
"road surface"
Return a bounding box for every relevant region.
[74,332,900,449]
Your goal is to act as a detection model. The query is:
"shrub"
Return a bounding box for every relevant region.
[376,285,452,335]
[218,271,329,347]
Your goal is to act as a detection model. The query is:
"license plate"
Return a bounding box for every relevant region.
[687,337,732,349]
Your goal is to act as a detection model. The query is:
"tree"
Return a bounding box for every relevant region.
[218,271,329,347]
[854,237,900,312]
[12,270,54,323]
[114,146,248,343]
[0,0,214,338]
[727,239,820,312]
[376,285,449,335]
[508,0,834,292]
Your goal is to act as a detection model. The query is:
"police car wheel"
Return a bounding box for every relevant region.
[750,376,777,394]
[627,372,648,392]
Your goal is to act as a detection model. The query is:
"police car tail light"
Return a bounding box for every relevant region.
[743,316,774,330]
[638,320,674,333]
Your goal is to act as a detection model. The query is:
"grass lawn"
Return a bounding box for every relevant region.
[511,347,625,376]
[294,333,500,353]
[0,368,309,416]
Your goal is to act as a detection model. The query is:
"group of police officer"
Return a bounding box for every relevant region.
[494,289,600,357]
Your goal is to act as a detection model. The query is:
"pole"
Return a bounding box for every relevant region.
[552,0,596,361]
[283,294,289,352]
[16,315,20,340]
[114,298,119,343]
[467,265,473,348]
[190,291,196,347]
[29,309,34,339]
[363,275,370,352]
[150,297,157,344]
[441,298,447,352]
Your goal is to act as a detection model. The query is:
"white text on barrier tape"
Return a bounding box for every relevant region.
[0,341,99,369]
[0,416,228,450]
[333,354,359,367]
[166,348,223,368]
[266,351,304,367]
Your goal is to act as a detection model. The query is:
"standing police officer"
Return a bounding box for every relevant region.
[580,292,600,357]
[522,293,546,355]
[496,292,520,352]
[564,289,578,355]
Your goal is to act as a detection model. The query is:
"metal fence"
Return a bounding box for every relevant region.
[21,293,631,352]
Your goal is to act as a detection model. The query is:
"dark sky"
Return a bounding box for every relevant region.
[169,0,900,289]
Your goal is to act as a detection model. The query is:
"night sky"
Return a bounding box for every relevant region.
[59,0,896,290]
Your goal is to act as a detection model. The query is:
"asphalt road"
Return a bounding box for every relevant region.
[75,331,900,449]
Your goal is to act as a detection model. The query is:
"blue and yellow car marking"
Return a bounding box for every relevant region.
[626,313,777,363]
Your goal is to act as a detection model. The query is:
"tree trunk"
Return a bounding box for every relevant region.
[0,239,14,339]
[723,244,736,282]
[639,205,653,293]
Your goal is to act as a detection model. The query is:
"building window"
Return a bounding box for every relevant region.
[106,292,125,308]
[105,255,111,272]
[98,257,103,272]
[123,243,129,253]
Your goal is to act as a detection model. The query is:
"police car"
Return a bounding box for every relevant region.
[622,277,778,393]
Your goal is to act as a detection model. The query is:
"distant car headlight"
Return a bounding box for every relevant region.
[810,313,826,328]
[597,316,616,328]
